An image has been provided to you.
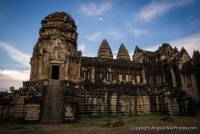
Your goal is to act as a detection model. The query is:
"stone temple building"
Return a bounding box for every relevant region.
[0,12,200,123]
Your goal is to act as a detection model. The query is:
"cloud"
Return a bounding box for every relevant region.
[171,33,200,56]
[129,28,149,37]
[85,32,101,42]
[107,30,123,40]
[0,79,22,91]
[86,53,96,57]
[78,44,87,56]
[78,44,86,52]
[137,0,194,21]
[113,50,118,59]
[78,43,96,57]
[0,41,31,68]
[144,33,200,56]
[0,69,30,91]
[0,70,29,81]
[144,45,159,52]
[80,1,112,16]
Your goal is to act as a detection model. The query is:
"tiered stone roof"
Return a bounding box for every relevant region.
[36,12,78,51]
[179,47,190,57]
[39,12,77,41]
[42,12,76,25]
[97,39,113,59]
[117,43,130,60]
[192,50,200,60]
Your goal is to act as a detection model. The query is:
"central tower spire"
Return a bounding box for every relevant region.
[30,12,81,81]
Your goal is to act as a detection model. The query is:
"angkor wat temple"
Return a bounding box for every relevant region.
[0,12,200,123]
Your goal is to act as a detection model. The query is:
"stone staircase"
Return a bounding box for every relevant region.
[41,80,63,123]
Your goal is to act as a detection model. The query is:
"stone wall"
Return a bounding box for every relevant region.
[0,96,41,120]
[77,92,158,116]
[62,84,190,116]
[0,105,14,118]
[12,96,25,118]
[24,104,40,121]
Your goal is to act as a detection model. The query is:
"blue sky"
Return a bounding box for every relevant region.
[0,0,200,90]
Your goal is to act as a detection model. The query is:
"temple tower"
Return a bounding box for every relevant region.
[117,43,130,60]
[97,39,113,59]
[30,12,81,82]
[29,12,81,123]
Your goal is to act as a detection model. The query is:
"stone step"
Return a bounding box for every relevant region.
[49,84,60,86]
[40,81,63,124]
[41,118,63,121]
[43,100,63,102]
[42,103,62,106]
[42,110,62,112]
[41,120,63,124]
[41,117,63,119]
[43,101,63,102]
[42,115,62,118]
[41,119,62,122]
[42,115,62,117]
[42,102,63,104]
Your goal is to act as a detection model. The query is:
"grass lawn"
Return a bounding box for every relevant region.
[0,115,199,134]
[1,114,200,128]
[74,114,200,127]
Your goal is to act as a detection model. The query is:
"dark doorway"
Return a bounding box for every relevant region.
[52,65,59,80]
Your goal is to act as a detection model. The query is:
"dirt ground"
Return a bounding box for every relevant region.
[0,124,199,134]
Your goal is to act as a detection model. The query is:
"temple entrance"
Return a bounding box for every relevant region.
[51,65,60,80]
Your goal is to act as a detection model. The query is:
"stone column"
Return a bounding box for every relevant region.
[38,55,42,79]
[111,93,117,114]
[180,74,187,91]
[136,75,140,84]
[91,67,95,83]
[43,53,49,79]
[142,67,146,84]
[64,57,69,80]
[30,58,34,81]
[156,96,159,112]
[77,60,81,81]
[60,64,65,80]
[171,68,176,87]
[190,74,200,101]
[137,96,142,114]
[34,57,39,80]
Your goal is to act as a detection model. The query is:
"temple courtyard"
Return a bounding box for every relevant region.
[0,114,199,134]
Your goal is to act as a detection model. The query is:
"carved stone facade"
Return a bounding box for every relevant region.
[30,12,81,82]
[0,12,199,123]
